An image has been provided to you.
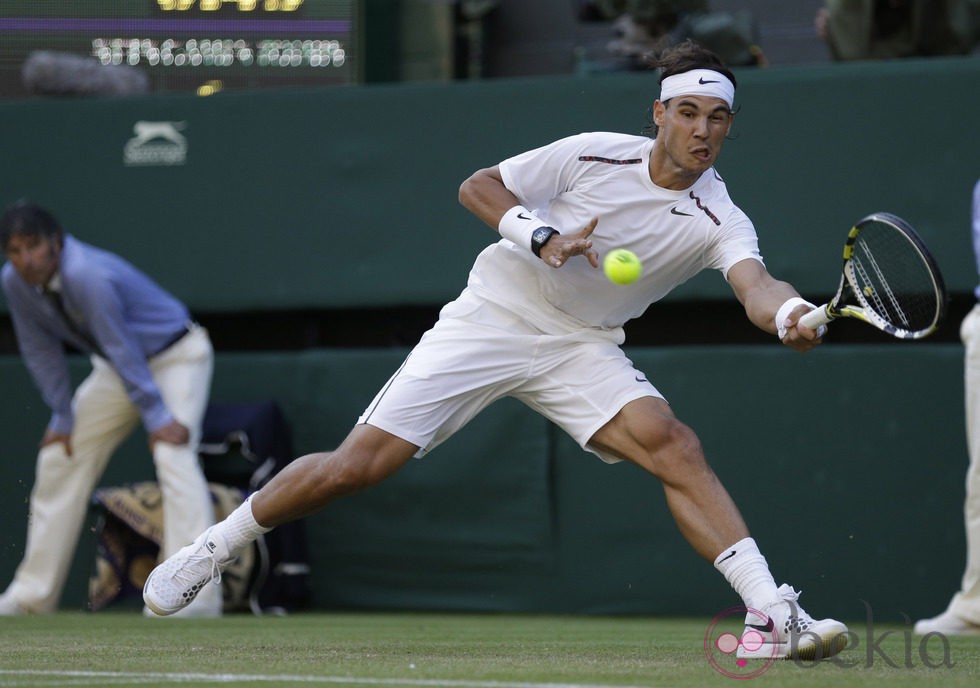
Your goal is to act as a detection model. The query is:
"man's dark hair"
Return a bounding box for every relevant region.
[0,200,64,251]
[643,39,737,138]
[655,38,737,89]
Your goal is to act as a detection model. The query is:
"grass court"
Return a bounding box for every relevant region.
[1,611,978,687]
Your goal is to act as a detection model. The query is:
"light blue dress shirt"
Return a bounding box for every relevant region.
[1,235,191,434]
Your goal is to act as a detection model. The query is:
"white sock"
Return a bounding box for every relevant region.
[215,495,272,555]
[714,537,781,613]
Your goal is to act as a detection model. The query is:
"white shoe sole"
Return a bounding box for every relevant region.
[142,582,171,617]
[738,623,849,661]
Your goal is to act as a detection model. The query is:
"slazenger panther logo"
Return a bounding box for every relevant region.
[123,121,188,166]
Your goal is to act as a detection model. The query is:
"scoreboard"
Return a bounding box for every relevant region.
[0,1,357,98]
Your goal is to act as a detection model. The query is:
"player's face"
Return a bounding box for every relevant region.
[4,233,61,286]
[651,95,733,188]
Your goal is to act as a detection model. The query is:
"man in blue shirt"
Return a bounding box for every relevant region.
[0,201,220,617]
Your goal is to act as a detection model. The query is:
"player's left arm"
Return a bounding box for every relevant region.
[727,258,822,352]
[458,165,521,229]
[458,166,598,268]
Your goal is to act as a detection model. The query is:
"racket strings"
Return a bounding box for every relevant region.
[850,227,940,333]
[851,249,911,327]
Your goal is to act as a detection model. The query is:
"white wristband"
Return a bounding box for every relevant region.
[498,205,548,252]
[775,297,815,340]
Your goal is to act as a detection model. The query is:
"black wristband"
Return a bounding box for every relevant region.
[530,226,559,257]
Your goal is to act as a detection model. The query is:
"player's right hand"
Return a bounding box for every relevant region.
[780,305,825,353]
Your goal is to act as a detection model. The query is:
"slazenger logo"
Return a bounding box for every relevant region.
[123,120,188,166]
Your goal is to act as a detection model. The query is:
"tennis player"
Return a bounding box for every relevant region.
[145,40,845,659]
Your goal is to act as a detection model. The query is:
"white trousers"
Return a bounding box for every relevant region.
[951,304,980,623]
[2,325,217,613]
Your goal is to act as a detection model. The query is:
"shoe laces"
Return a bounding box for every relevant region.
[173,543,223,590]
[773,584,816,633]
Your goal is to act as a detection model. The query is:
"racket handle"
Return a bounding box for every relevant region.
[799,305,832,329]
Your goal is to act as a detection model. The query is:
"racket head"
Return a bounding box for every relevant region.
[835,212,947,339]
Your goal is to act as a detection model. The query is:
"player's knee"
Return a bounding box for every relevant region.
[315,457,369,497]
[314,449,400,497]
[666,422,705,465]
[643,419,707,480]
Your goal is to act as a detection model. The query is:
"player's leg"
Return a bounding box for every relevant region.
[143,293,550,616]
[589,396,747,560]
[251,425,420,526]
[143,423,419,616]
[0,359,137,614]
[589,397,847,660]
[246,299,517,529]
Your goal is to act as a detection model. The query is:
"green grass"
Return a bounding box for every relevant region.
[0,611,977,687]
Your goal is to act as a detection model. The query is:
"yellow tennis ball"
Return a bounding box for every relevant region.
[603,249,642,285]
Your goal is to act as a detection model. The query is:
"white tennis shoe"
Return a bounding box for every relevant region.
[914,609,980,636]
[0,591,27,616]
[737,584,849,661]
[143,527,232,616]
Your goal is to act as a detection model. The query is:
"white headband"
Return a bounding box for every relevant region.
[659,69,735,108]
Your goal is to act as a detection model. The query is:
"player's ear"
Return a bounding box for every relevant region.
[652,100,666,127]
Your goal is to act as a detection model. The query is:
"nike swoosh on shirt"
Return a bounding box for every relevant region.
[670,207,693,217]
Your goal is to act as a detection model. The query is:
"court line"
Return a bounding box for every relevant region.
[0,670,652,688]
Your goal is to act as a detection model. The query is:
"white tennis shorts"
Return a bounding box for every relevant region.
[358,291,662,463]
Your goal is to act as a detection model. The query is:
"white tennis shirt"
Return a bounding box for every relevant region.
[464,131,763,334]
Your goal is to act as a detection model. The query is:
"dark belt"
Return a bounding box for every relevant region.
[153,322,196,357]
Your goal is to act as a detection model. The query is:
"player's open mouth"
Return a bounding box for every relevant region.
[691,147,712,162]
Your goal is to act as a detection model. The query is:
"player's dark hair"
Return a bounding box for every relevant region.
[655,39,737,90]
[643,39,738,139]
[0,200,64,251]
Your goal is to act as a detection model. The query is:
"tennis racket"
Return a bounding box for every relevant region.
[798,212,947,340]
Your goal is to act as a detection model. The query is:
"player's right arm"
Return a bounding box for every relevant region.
[727,258,822,352]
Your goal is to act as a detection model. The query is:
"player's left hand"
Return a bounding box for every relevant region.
[541,217,600,269]
[148,419,191,449]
